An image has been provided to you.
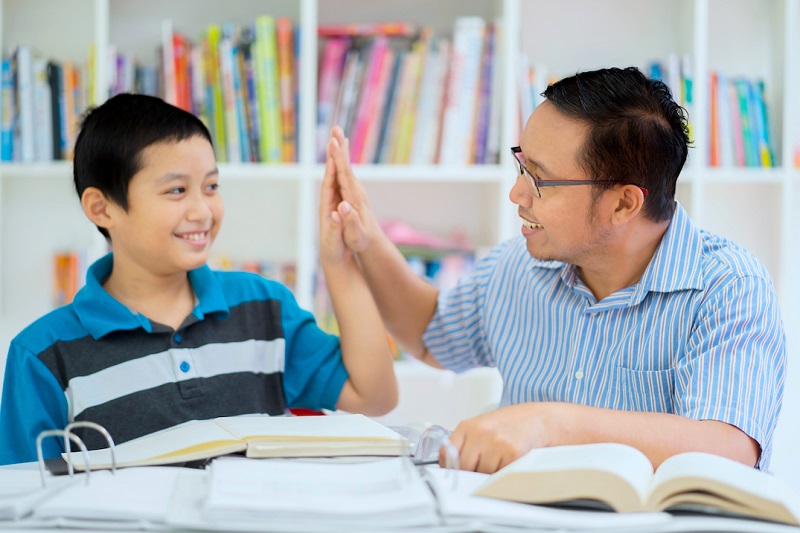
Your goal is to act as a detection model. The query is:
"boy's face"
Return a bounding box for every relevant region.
[107,136,223,276]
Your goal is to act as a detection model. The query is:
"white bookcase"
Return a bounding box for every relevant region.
[0,0,798,483]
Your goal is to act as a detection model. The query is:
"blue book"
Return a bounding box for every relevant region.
[1,58,14,161]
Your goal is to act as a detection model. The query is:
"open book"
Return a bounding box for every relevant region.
[63,414,410,470]
[474,443,800,526]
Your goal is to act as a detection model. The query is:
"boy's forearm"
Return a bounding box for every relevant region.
[355,231,439,357]
[322,257,397,415]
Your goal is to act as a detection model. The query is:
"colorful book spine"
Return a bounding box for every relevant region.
[14,45,35,162]
[1,58,14,161]
[316,38,349,162]
[254,15,283,163]
[709,71,719,166]
[32,58,53,161]
[439,17,485,165]
[239,25,260,162]
[276,17,296,163]
[734,78,756,167]
[204,25,226,162]
[753,79,772,167]
[373,50,404,164]
[727,79,745,167]
[472,24,494,164]
[349,37,389,163]
[360,47,395,164]
[317,22,416,38]
[394,31,429,164]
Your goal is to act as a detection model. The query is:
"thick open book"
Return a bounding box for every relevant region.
[62,414,410,470]
[474,443,800,525]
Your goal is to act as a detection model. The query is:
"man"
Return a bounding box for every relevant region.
[320,67,785,473]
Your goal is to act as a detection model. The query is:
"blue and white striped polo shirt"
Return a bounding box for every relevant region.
[0,253,347,465]
[423,202,785,467]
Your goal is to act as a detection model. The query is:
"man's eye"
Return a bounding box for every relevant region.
[167,187,185,194]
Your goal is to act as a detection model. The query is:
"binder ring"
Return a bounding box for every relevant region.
[65,421,117,474]
[36,429,90,488]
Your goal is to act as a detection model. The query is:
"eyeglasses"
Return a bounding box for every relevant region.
[510,146,648,199]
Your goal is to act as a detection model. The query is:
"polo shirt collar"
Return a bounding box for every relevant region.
[73,253,230,339]
[559,201,704,308]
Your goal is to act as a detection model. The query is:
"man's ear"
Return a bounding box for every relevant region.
[611,184,646,225]
[81,187,115,231]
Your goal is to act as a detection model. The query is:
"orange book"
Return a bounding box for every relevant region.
[709,71,719,166]
[276,17,296,162]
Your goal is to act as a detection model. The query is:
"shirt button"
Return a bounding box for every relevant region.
[174,333,183,344]
[575,370,584,380]
[180,361,190,373]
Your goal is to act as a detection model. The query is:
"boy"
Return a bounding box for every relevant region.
[0,94,397,464]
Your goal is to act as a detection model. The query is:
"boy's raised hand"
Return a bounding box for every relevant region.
[323,127,380,254]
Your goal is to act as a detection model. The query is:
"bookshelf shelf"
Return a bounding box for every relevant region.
[0,0,798,482]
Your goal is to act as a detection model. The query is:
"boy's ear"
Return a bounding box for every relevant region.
[81,187,115,230]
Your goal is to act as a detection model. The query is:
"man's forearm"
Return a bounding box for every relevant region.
[547,403,760,468]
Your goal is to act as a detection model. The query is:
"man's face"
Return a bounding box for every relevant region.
[509,101,612,265]
[106,136,223,277]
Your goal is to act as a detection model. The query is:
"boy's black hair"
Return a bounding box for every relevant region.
[73,93,213,239]
[542,67,690,222]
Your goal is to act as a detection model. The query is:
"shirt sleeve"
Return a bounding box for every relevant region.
[277,285,348,411]
[422,245,502,372]
[0,341,69,465]
[674,274,786,468]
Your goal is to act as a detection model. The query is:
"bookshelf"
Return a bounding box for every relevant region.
[0,0,797,483]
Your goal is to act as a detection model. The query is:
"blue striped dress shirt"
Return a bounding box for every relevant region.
[423,203,785,467]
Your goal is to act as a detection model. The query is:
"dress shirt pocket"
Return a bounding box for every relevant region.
[616,366,675,413]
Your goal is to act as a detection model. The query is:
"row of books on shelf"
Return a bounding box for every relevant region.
[150,16,299,164]
[709,72,774,168]
[1,48,88,162]
[317,17,503,166]
[647,57,777,168]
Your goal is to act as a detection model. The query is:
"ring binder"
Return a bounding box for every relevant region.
[414,425,459,471]
[36,430,90,488]
[64,421,117,474]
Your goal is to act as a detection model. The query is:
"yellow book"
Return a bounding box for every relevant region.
[254,15,283,163]
[204,25,226,163]
[475,443,800,526]
[62,414,410,471]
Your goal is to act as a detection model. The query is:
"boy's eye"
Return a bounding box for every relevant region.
[206,183,220,192]
[167,187,186,195]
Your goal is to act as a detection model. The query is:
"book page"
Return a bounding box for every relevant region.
[431,468,671,530]
[648,452,800,524]
[214,413,410,457]
[63,419,245,469]
[474,443,654,512]
[203,456,436,528]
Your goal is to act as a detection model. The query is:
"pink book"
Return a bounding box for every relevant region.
[349,37,389,163]
[360,48,396,164]
[316,38,349,162]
